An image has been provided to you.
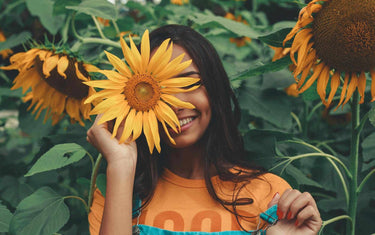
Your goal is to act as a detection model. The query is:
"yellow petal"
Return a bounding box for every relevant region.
[299,62,325,93]
[155,60,192,81]
[98,103,126,125]
[160,120,176,145]
[90,95,124,115]
[327,71,340,106]
[119,109,136,143]
[336,73,350,108]
[131,111,143,141]
[120,37,137,73]
[148,110,160,153]
[57,56,69,78]
[111,102,130,138]
[160,77,200,88]
[357,72,366,104]
[75,63,90,81]
[161,94,195,109]
[142,111,155,154]
[98,69,129,83]
[84,64,100,72]
[148,39,171,73]
[152,42,174,76]
[316,66,330,106]
[140,30,150,71]
[43,54,59,77]
[85,89,122,104]
[161,86,199,94]
[155,101,180,133]
[104,50,132,77]
[84,80,124,89]
[129,35,143,73]
[342,73,358,106]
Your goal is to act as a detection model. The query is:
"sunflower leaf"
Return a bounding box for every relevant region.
[0,201,12,232]
[26,0,65,35]
[368,107,375,128]
[283,164,323,188]
[0,31,31,51]
[231,56,292,81]
[66,0,118,21]
[189,12,260,38]
[25,143,87,177]
[258,28,293,47]
[9,187,69,235]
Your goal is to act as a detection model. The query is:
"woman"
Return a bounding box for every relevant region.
[87,25,322,234]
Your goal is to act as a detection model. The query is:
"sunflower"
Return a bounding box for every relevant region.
[283,0,375,107]
[84,30,200,153]
[170,0,189,5]
[225,13,252,47]
[0,30,13,59]
[1,48,97,125]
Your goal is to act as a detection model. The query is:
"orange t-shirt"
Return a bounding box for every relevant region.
[88,169,290,234]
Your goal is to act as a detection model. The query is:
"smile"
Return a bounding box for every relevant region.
[179,117,194,127]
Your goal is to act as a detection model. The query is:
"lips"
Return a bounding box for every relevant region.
[179,117,194,127]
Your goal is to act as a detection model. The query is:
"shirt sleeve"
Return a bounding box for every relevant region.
[88,189,105,235]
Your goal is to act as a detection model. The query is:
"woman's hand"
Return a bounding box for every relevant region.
[86,114,137,168]
[266,189,322,235]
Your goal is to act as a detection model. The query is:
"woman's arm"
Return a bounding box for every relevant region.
[87,115,138,235]
[267,189,322,235]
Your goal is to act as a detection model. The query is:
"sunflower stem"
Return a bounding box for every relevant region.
[81,37,122,48]
[302,101,309,138]
[347,91,360,235]
[320,215,352,235]
[91,15,108,39]
[88,153,103,209]
[64,195,89,213]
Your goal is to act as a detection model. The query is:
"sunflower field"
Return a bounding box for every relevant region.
[0,0,374,234]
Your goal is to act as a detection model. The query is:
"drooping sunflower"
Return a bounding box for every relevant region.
[1,47,97,125]
[84,30,200,153]
[283,0,375,107]
[0,30,13,59]
[225,13,252,47]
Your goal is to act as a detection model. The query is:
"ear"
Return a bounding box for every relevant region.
[267,192,280,208]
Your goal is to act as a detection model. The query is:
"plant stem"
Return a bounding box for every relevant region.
[88,153,103,208]
[347,91,360,235]
[91,15,107,39]
[320,215,352,235]
[357,168,375,194]
[64,195,89,213]
[302,102,309,138]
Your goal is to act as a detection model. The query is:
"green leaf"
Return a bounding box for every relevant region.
[362,132,375,172]
[0,31,31,51]
[283,165,323,188]
[231,56,292,81]
[0,87,23,97]
[238,86,292,129]
[258,28,293,47]
[9,187,69,235]
[369,107,375,127]
[25,0,65,35]
[189,12,260,38]
[0,176,33,208]
[25,143,87,177]
[66,0,118,20]
[96,174,107,197]
[0,201,12,232]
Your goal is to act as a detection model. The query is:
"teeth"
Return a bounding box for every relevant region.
[179,117,193,127]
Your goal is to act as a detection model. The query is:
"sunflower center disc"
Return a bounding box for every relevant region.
[312,0,375,72]
[124,74,161,112]
[35,55,89,99]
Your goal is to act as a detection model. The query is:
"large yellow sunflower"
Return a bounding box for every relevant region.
[170,0,189,5]
[0,30,13,59]
[84,30,200,153]
[1,48,97,125]
[283,0,375,107]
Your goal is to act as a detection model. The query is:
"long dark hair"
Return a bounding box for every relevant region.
[134,24,266,230]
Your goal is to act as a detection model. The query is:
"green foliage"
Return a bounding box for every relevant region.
[0,31,31,51]
[9,187,69,235]
[25,143,87,177]
[66,0,118,20]
[0,201,12,232]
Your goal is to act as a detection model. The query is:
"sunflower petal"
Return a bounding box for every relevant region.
[161,86,200,94]
[155,60,193,81]
[131,111,143,141]
[98,70,129,83]
[104,51,132,77]
[148,110,160,153]
[111,102,130,138]
[142,111,155,154]
[148,39,171,73]
[85,89,122,104]
[316,65,330,106]
[357,72,366,104]
[160,120,176,145]
[75,63,90,81]
[155,101,180,133]
[120,37,137,73]
[84,80,124,89]
[43,54,59,77]
[129,35,143,73]
[298,62,325,93]
[160,77,200,88]
[161,94,195,109]
[89,95,124,115]
[140,29,150,71]
[327,71,340,106]
[120,109,136,143]
[336,73,350,108]
[342,73,358,106]
[57,56,69,79]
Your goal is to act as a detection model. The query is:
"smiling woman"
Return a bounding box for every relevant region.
[86,25,322,235]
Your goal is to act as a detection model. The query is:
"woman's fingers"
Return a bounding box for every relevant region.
[294,204,321,227]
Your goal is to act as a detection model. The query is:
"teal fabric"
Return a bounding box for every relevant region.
[132,204,278,235]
